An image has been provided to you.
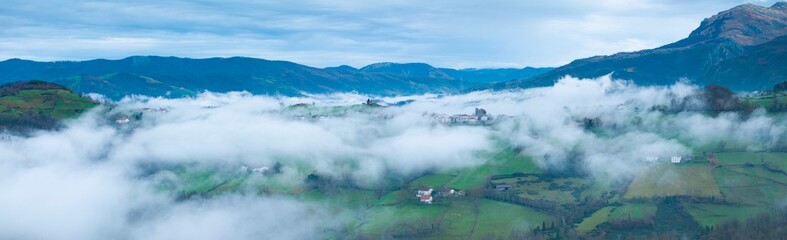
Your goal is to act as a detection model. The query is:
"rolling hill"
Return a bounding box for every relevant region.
[0,81,97,130]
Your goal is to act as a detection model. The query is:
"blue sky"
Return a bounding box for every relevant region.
[0,0,781,68]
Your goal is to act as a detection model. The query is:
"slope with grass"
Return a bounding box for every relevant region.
[624,163,722,199]
[0,81,97,130]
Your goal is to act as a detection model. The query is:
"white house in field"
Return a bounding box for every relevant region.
[240,165,271,175]
[671,156,682,163]
[252,166,270,175]
[116,117,130,124]
[420,194,433,204]
[436,186,455,197]
[416,187,433,197]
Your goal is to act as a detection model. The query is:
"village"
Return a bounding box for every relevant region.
[114,107,168,125]
[415,186,466,204]
[643,155,692,164]
[425,108,507,126]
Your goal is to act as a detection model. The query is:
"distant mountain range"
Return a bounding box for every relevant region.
[0,57,551,100]
[2,3,785,98]
[491,2,787,92]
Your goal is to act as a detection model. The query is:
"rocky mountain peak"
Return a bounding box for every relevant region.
[772,2,787,11]
[668,3,787,48]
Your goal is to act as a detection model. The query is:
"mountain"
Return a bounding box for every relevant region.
[0,57,552,100]
[359,62,552,83]
[360,62,454,79]
[0,81,97,131]
[492,2,787,91]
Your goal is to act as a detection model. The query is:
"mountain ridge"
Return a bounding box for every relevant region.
[489,2,787,92]
[0,56,552,100]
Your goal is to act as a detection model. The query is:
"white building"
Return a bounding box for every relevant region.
[416,187,433,196]
[671,156,682,163]
[252,167,270,175]
[420,194,433,204]
[116,117,130,124]
[645,156,659,162]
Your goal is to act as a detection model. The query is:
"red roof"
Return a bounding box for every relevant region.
[420,195,432,200]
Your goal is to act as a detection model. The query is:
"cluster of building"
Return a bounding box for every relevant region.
[240,165,272,175]
[415,186,465,204]
[495,184,513,191]
[116,117,130,124]
[643,155,690,164]
[287,115,335,121]
[115,107,167,125]
[288,112,395,121]
[427,108,497,125]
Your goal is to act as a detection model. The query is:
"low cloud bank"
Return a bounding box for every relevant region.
[1,75,785,239]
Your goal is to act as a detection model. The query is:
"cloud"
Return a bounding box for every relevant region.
[128,196,334,240]
[1,75,786,239]
[1,0,782,67]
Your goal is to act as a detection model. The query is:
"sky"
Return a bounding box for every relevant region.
[0,0,782,68]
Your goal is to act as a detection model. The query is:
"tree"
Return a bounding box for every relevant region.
[774,81,787,92]
[305,173,320,187]
[703,85,739,112]
[272,161,282,173]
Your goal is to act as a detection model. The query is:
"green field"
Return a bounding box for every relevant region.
[154,146,787,239]
[0,89,96,119]
[608,203,658,221]
[575,203,658,234]
[624,163,721,199]
[576,207,615,233]
[715,152,765,166]
[300,189,377,208]
[447,147,543,189]
[683,203,766,228]
[171,168,230,196]
[741,93,787,108]
[356,195,554,238]
[377,189,407,205]
[359,204,449,235]
[470,199,553,238]
[434,199,478,237]
[714,164,787,206]
[763,152,787,172]
[490,176,587,204]
[411,174,455,188]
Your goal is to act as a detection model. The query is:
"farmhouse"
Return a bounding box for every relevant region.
[420,194,433,204]
[141,107,167,112]
[495,184,512,191]
[436,186,467,197]
[454,114,475,123]
[252,166,270,175]
[240,164,271,175]
[671,156,682,163]
[436,186,455,197]
[416,187,433,196]
[116,117,130,124]
[427,108,496,125]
